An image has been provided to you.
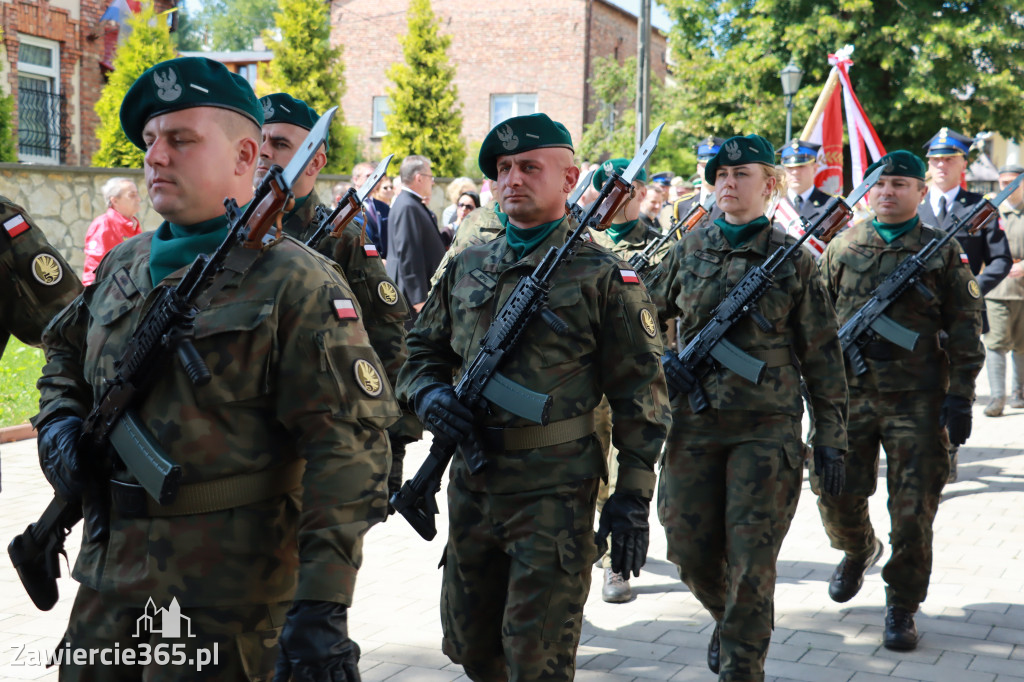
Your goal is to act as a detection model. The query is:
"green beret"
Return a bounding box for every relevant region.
[592,158,646,190]
[120,57,263,150]
[478,113,574,181]
[704,134,775,185]
[259,93,327,151]
[867,150,925,180]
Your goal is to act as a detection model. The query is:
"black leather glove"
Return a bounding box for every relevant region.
[595,492,650,578]
[274,600,361,682]
[939,394,973,446]
[813,446,846,496]
[414,384,474,446]
[37,415,85,501]
[661,353,696,399]
[386,441,405,517]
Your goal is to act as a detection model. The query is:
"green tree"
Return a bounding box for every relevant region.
[198,0,276,51]
[383,0,464,177]
[93,1,177,168]
[262,0,359,173]
[661,0,1024,157]
[172,4,207,52]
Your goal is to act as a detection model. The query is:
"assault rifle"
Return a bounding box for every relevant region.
[839,170,1024,376]
[630,195,716,284]
[392,124,664,540]
[676,163,886,414]
[306,154,392,250]
[7,109,337,611]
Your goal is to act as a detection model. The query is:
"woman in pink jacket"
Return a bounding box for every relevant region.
[82,177,141,285]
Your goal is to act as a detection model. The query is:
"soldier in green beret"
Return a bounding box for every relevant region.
[256,91,421,513]
[814,149,984,651]
[647,134,849,680]
[396,112,671,680]
[34,57,398,680]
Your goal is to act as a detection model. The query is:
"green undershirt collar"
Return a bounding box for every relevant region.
[606,219,638,244]
[501,212,563,259]
[149,212,232,284]
[872,216,919,244]
[714,215,770,248]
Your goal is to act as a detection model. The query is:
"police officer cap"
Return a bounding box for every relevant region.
[696,136,726,162]
[866,150,926,180]
[592,158,647,190]
[478,113,574,181]
[923,127,974,157]
[121,56,263,150]
[998,163,1024,175]
[780,139,821,167]
[704,135,775,185]
[650,171,673,186]
[259,93,328,151]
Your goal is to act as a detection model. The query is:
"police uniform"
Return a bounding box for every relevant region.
[36,58,398,681]
[780,139,834,226]
[670,136,726,231]
[260,92,422,490]
[814,151,984,649]
[396,114,671,680]
[647,135,849,681]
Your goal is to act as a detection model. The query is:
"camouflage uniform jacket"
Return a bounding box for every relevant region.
[429,200,505,289]
[283,190,420,443]
[646,223,848,450]
[0,197,82,358]
[36,231,400,608]
[820,220,985,398]
[398,217,672,498]
[590,219,666,265]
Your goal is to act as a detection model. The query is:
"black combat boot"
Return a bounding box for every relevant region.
[707,623,720,674]
[828,538,884,603]
[883,605,919,650]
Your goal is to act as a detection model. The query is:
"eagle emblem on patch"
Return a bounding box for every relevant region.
[378,281,398,305]
[262,99,275,119]
[153,68,182,102]
[31,254,63,285]
[497,124,519,151]
[353,358,383,397]
[967,279,981,299]
[725,140,741,161]
[639,308,657,338]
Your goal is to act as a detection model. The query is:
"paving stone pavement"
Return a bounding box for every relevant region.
[1,364,1022,681]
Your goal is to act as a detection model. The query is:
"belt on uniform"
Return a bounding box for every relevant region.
[478,411,596,452]
[747,347,795,368]
[110,459,305,519]
[861,334,937,362]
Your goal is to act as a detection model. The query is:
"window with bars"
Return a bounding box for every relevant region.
[17,36,69,164]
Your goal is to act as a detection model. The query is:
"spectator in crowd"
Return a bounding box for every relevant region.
[640,182,666,232]
[374,174,395,205]
[83,177,142,285]
[479,178,493,206]
[447,190,480,234]
[332,181,353,208]
[441,177,478,227]
[351,162,392,258]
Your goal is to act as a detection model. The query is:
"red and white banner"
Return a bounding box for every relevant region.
[767,198,826,259]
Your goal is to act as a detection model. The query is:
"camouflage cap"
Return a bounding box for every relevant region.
[260,92,328,151]
[704,134,775,184]
[866,150,926,180]
[120,56,263,150]
[592,157,647,190]
[478,113,574,180]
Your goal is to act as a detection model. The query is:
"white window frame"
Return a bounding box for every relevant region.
[17,34,61,164]
[371,96,390,137]
[489,93,538,128]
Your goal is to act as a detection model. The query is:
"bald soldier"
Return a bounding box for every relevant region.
[397,113,671,680]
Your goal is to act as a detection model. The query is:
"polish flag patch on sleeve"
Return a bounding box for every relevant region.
[363,244,379,257]
[333,298,359,320]
[3,214,30,238]
[620,269,640,284]
[960,253,970,265]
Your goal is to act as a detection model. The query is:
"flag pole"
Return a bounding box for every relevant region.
[800,69,840,141]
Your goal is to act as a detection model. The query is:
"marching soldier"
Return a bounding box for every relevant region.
[814,150,984,651]
[34,57,398,680]
[256,91,421,510]
[781,139,833,225]
[396,113,671,680]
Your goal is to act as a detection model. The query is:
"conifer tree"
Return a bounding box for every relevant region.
[263,0,359,173]
[93,1,176,168]
[383,0,464,177]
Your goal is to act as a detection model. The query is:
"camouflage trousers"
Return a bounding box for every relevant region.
[593,397,620,569]
[658,408,804,682]
[441,476,599,681]
[57,585,289,681]
[810,389,948,609]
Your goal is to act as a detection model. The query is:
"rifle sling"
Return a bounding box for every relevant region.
[110,459,305,518]
[478,411,596,452]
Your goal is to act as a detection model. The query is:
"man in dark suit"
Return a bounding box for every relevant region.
[918,128,1012,295]
[781,139,833,226]
[349,162,392,258]
[385,155,446,325]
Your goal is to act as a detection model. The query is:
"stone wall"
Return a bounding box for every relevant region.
[0,163,452,276]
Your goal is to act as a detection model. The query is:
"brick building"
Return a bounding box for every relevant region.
[0,0,176,166]
[330,0,668,161]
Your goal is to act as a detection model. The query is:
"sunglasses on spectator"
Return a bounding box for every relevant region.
[457,202,476,210]
[380,185,393,191]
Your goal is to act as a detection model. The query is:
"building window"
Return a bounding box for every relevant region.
[236,64,258,86]
[490,94,537,128]
[372,96,390,137]
[17,35,66,164]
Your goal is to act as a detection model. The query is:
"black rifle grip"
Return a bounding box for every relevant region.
[176,340,211,387]
[540,307,569,336]
[689,384,710,414]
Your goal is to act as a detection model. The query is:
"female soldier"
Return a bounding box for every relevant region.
[646,134,849,681]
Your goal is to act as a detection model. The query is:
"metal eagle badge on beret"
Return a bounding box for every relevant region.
[353,358,383,397]
[639,308,657,338]
[725,140,742,161]
[31,253,63,285]
[497,124,519,151]
[262,98,274,120]
[153,66,183,103]
[377,281,398,305]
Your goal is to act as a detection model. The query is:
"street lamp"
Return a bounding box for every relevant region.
[780,61,804,144]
